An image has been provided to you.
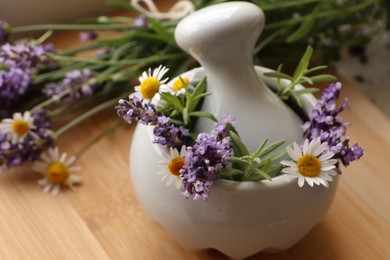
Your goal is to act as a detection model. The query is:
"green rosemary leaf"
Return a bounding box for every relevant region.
[267,165,284,179]
[227,157,248,165]
[309,75,338,82]
[254,138,269,157]
[292,88,319,95]
[306,65,328,74]
[192,92,212,102]
[219,168,243,177]
[229,131,249,157]
[263,71,293,80]
[257,140,285,158]
[188,77,207,112]
[189,111,217,122]
[250,168,272,181]
[262,158,272,173]
[292,45,313,80]
[183,107,189,126]
[299,76,314,85]
[191,77,207,99]
[160,92,184,112]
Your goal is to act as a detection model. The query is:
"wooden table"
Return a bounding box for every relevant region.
[1,2,390,260]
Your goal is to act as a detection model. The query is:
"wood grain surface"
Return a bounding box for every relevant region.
[1,1,389,259]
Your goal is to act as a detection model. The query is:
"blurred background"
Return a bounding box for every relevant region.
[1,0,389,116]
[0,0,119,26]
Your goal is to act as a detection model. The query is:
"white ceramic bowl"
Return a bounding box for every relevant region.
[129,66,338,259]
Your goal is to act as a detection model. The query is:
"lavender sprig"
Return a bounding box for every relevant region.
[43,69,97,103]
[180,117,233,201]
[116,96,190,150]
[303,82,363,171]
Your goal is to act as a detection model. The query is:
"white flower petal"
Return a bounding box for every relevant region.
[51,185,61,196]
[298,177,305,187]
[319,151,334,161]
[282,167,299,174]
[43,183,53,193]
[306,177,314,187]
[317,177,329,187]
[280,160,296,167]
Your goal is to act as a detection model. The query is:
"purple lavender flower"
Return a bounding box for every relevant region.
[116,95,160,125]
[96,47,114,57]
[0,42,55,70]
[152,115,189,150]
[43,69,97,103]
[116,96,190,150]
[212,114,237,139]
[180,118,233,201]
[79,30,98,42]
[0,41,56,100]
[303,82,363,171]
[0,109,54,170]
[0,20,10,44]
[0,68,32,99]
[134,16,148,28]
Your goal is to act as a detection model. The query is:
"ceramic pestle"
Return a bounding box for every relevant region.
[175,2,303,150]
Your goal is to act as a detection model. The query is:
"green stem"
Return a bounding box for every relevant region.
[58,42,104,56]
[265,0,377,30]
[55,97,123,137]
[51,52,186,66]
[258,0,320,11]
[33,63,105,84]
[13,23,136,33]
[33,30,53,45]
[30,89,72,113]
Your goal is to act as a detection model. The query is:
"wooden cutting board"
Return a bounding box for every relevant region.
[1,1,389,259]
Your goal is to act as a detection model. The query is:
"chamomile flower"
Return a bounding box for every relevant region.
[157,146,186,189]
[133,65,170,105]
[32,147,82,196]
[0,111,37,144]
[169,76,190,96]
[280,139,338,188]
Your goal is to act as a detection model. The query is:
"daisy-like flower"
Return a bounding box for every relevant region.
[280,139,338,188]
[0,111,37,144]
[133,65,170,105]
[169,76,190,96]
[32,147,82,196]
[157,146,186,189]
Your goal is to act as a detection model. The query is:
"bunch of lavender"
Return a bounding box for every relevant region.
[116,96,190,150]
[43,69,97,103]
[180,118,233,201]
[303,82,363,170]
[0,41,55,104]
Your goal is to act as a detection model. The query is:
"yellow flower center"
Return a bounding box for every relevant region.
[168,157,184,176]
[47,162,70,184]
[172,77,189,92]
[140,77,160,99]
[11,120,30,137]
[297,154,321,177]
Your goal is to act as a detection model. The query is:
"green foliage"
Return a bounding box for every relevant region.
[159,77,216,129]
[219,130,286,182]
[264,46,336,106]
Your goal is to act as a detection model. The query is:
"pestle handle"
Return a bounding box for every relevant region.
[175,2,264,64]
[174,2,303,150]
